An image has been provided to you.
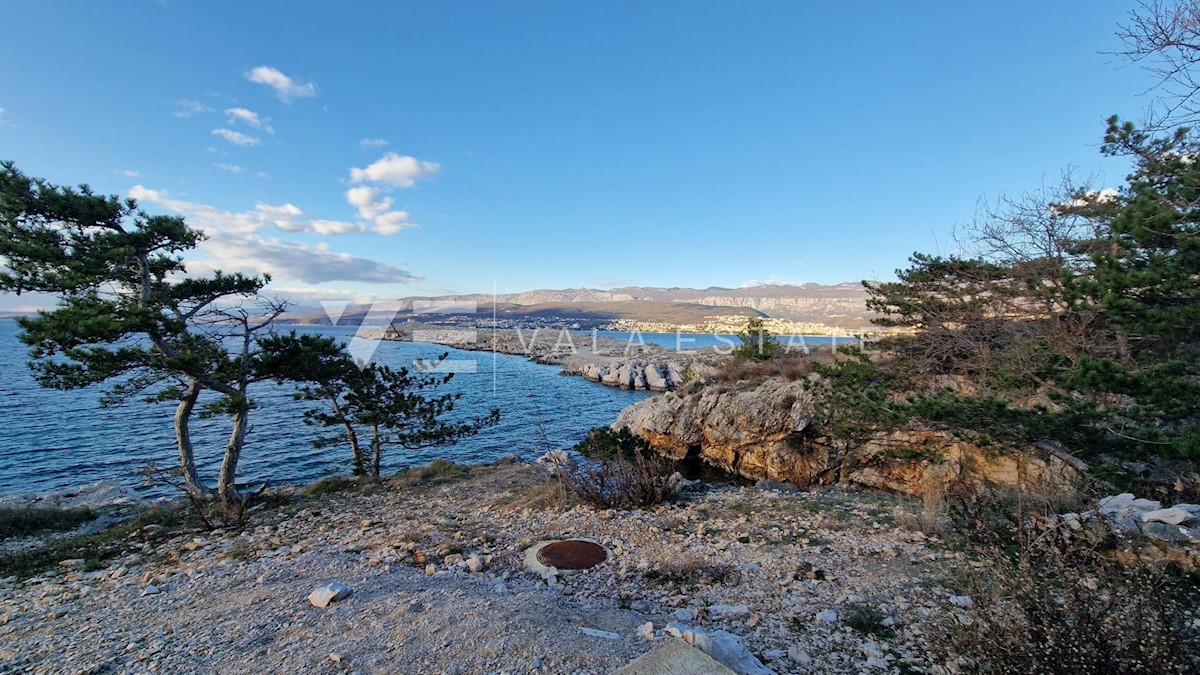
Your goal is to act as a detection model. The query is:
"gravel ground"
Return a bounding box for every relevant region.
[0,460,965,674]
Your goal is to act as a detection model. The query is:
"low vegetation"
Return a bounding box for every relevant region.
[928,484,1199,673]
[0,506,96,540]
[0,504,195,580]
[555,427,678,509]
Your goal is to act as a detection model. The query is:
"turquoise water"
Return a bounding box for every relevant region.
[0,321,651,498]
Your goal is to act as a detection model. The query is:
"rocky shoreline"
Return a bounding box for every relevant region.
[385,326,722,392]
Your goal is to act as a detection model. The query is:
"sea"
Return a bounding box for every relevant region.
[0,320,653,499]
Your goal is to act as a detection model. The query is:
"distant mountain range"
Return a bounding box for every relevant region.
[279,283,875,330]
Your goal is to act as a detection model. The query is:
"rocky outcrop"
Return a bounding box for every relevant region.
[615,377,1083,496]
[1051,495,1200,569]
[570,360,691,392]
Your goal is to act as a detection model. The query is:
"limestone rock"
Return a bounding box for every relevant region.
[308,582,350,608]
[643,364,669,391]
[617,375,1081,496]
[1141,507,1195,525]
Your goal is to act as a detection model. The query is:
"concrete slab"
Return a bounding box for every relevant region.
[618,639,737,675]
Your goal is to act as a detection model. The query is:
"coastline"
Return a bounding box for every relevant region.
[379,327,724,392]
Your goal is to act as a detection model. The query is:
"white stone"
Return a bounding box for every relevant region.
[466,556,484,573]
[708,604,751,619]
[424,564,438,576]
[816,609,838,623]
[1141,507,1194,525]
[141,585,160,596]
[579,627,620,640]
[307,582,350,608]
[639,621,655,641]
[948,595,974,608]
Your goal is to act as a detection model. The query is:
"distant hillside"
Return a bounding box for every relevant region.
[279,299,763,328]
[278,283,874,329]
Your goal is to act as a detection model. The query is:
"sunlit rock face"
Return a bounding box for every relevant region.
[616,378,1081,496]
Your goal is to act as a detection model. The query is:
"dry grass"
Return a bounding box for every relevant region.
[709,349,839,385]
[391,458,471,487]
[928,483,1200,673]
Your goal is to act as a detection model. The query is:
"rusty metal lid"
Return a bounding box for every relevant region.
[536,539,607,570]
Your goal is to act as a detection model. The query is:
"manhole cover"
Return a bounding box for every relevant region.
[536,539,607,570]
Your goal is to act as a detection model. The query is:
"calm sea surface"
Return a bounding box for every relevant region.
[0,320,652,498]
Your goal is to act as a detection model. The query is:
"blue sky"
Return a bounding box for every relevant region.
[0,1,1159,310]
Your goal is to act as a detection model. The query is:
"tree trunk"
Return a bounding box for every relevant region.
[174,378,208,499]
[331,397,364,476]
[217,397,250,504]
[372,423,383,479]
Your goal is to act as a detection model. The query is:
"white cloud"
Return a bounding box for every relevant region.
[214,163,247,175]
[173,99,212,118]
[342,152,436,234]
[359,138,390,149]
[211,128,261,147]
[126,186,418,285]
[245,65,317,102]
[344,185,417,234]
[129,185,360,236]
[225,107,273,134]
[122,169,144,178]
[194,234,419,284]
[206,146,229,156]
[349,152,439,187]
[255,171,270,179]
[371,210,417,235]
[345,186,393,219]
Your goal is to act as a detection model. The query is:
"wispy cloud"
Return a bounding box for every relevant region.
[224,107,273,133]
[245,65,317,102]
[129,185,360,236]
[122,169,144,178]
[214,163,247,175]
[196,234,419,284]
[359,138,389,149]
[173,99,212,118]
[127,186,418,285]
[211,128,261,147]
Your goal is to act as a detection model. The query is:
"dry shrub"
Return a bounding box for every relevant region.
[893,475,949,534]
[711,355,809,384]
[392,458,470,487]
[557,448,677,509]
[491,479,572,512]
[930,484,1200,673]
